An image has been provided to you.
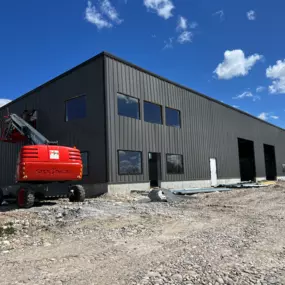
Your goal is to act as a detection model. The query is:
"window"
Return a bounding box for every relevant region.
[166,107,181,128]
[117,93,140,120]
[166,154,184,174]
[118,150,142,175]
[65,95,86,121]
[81,152,89,176]
[144,101,162,124]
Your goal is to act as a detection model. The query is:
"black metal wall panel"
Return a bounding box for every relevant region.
[0,56,106,187]
[104,55,285,183]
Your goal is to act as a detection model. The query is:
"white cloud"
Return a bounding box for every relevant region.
[177,31,193,44]
[177,16,187,30]
[85,1,112,29]
[176,16,196,45]
[233,91,253,99]
[232,105,240,108]
[100,0,123,24]
[256,86,265,93]
[247,10,256,21]
[189,22,198,29]
[213,10,224,21]
[0,99,11,108]
[144,0,174,20]
[233,91,260,101]
[177,16,197,30]
[266,60,285,94]
[214,49,263,80]
[252,96,261,101]
[257,112,279,121]
[258,112,269,120]
[85,0,122,29]
[163,37,174,49]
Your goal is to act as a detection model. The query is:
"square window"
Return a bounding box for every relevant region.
[118,150,142,175]
[117,93,140,119]
[166,154,184,174]
[144,101,162,124]
[166,107,181,128]
[81,152,89,176]
[65,95,86,122]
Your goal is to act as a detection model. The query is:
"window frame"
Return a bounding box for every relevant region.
[143,100,163,125]
[64,94,87,122]
[166,153,184,174]
[80,151,89,176]
[165,106,181,128]
[117,92,141,120]
[117,149,143,175]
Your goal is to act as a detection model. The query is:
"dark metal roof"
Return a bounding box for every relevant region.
[1,50,283,132]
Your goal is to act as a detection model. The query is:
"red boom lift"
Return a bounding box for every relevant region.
[0,110,85,208]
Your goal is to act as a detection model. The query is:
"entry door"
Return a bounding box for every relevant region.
[210,158,218,186]
[264,144,277,180]
[148,153,161,187]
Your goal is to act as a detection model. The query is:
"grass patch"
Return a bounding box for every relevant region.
[0,224,16,237]
[4,227,15,235]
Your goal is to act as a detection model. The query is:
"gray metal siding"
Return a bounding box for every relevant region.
[0,56,106,187]
[105,56,285,183]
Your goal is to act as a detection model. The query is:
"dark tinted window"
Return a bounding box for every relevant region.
[65,95,86,121]
[118,150,142,175]
[166,154,184,174]
[81,152,89,176]
[117,93,140,119]
[166,107,181,127]
[144,101,162,124]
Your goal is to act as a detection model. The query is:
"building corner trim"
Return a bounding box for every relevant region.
[102,54,109,183]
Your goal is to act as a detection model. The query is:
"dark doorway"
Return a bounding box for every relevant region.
[264,144,277,180]
[148,152,161,187]
[238,138,256,182]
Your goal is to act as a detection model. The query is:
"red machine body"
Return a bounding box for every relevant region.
[0,110,85,208]
[17,145,82,182]
[0,111,83,183]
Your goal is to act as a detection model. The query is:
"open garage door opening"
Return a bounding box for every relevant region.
[264,144,277,181]
[238,138,256,182]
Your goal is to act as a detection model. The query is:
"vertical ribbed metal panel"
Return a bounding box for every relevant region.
[105,55,285,183]
[0,56,107,187]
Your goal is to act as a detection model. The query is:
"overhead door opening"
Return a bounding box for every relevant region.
[264,144,277,181]
[238,138,256,182]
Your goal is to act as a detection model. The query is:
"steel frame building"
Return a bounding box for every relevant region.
[1,52,285,196]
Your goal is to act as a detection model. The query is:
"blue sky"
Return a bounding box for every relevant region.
[0,0,285,126]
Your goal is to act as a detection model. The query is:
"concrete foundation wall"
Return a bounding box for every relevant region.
[161,178,241,189]
[217,178,241,185]
[161,180,211,189]
[256,177,266,182]
[108,182,150,195]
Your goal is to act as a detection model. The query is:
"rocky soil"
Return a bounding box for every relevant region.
[1,183,285,285]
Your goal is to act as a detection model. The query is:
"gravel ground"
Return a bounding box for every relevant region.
[0,183,285,285]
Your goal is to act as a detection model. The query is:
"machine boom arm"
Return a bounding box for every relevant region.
[1,112,58,145]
